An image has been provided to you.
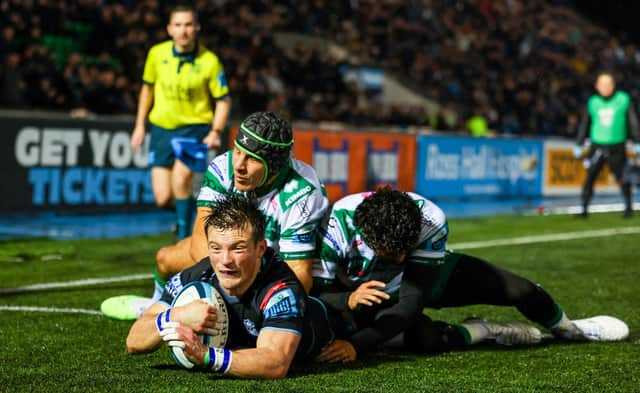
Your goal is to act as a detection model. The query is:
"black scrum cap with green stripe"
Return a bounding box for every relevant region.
[234,111,294,186]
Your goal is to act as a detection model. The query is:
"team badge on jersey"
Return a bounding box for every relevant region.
[243,319,259,336]
[210,161,223,179]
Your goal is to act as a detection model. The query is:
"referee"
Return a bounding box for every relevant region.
[574,71,640,218]
[130,4,231,239]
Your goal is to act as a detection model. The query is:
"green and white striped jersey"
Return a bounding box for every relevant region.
[197,151,329,261]
[313,191,449,294]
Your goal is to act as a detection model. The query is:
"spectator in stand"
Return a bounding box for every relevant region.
[6,0,640,135]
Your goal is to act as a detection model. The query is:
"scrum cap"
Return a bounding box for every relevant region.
[234,111,294,185]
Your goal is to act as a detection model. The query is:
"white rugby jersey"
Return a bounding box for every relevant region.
[197,151,329,261]
[312,191,449,289]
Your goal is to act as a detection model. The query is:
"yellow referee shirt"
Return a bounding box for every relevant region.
[143,40,229,129]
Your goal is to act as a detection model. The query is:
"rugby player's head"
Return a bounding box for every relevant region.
[204,193,266,244]
[354,186,423,263]
[233,111,293,188]
[203,193,267,296]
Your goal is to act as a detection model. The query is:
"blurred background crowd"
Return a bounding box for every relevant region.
[2,0,640,137]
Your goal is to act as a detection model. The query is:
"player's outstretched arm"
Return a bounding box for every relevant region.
[227,328,300,379]
[126,302,168,354]
[126,300,219,354]
[178,327,301,379]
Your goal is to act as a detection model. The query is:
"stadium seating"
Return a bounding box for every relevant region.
[2,0,640,136]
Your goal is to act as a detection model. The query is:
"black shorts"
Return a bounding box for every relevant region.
[148,123,210,168]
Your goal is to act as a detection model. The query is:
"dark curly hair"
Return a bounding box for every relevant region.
[234,111,294,185]
[354,186,423,258]
[203,193,266,244]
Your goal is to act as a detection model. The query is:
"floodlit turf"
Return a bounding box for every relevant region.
[0,212,638,392]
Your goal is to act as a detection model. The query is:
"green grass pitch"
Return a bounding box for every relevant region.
[0,212,638,392]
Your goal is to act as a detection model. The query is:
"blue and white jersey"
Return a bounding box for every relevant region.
[312,191,449,294]
[197,151,329,261]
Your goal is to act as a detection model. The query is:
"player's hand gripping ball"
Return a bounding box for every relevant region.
[169,282,229,368]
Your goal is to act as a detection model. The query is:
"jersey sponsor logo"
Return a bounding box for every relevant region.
[290,231,314,244]
[284,180,299,193]
[288,223,316,244]
[280,176,315,210]
[210,162,223,179]
[324,234,340,252]
[285,185,312,208]
[165,275,184,299]
[243,318,259,336]
[281,250,313,260]
[322,217,342,252]
[262,288,298,319]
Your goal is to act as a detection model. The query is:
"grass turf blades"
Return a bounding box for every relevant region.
[0,212,637,392]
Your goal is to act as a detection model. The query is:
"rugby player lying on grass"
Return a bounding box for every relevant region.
[312,187,629,362]
[127,194,334,379]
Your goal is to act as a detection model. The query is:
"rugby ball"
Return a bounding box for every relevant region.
[169,281,229,369]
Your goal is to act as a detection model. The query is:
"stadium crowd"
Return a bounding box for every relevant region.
[2,0,640,136]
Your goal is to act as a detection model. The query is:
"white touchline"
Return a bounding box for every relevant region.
[450,226,640,250]
[2,227,640,298]
[0,305,103,315]
[0,273,152,295]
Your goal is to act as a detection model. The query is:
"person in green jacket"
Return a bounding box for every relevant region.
[574,71,640,218]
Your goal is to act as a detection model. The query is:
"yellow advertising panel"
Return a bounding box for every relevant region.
[543,140,620,195]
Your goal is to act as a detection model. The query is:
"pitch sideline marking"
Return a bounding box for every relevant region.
[0,305,103,315]
[1,226,639,300]
[0,273,152,295]
[450,226,640,250]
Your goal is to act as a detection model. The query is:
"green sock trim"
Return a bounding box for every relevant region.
[153,269,167,286]
[454,324,472,346]
[543,304,564,329]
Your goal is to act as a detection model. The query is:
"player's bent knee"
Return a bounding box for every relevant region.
[505,277,541,304]
[156,239,195,279]
[156,247,175,279]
